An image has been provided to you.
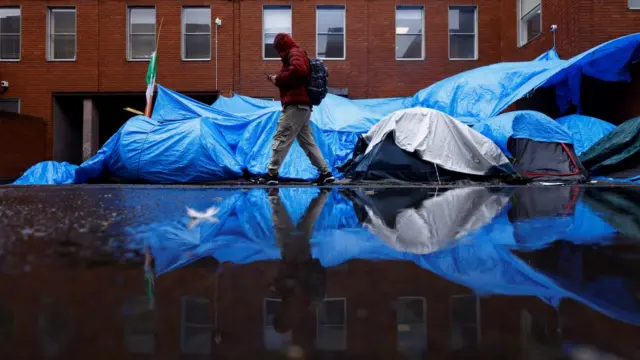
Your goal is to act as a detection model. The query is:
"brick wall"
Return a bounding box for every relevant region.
[1,0,640,175]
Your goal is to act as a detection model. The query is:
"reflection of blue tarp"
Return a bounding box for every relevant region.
[12,33,640,185]
[119,187,640,325]
[556,115,616,156]
[473,111,573,158]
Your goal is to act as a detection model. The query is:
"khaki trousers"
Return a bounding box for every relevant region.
[268,104,329,175]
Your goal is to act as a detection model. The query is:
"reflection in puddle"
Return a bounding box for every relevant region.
[0,185,639,358]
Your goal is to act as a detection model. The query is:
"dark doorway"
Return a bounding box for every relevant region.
[53,96,83,165]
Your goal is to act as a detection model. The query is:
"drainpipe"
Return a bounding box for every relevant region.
[215,18,222,91]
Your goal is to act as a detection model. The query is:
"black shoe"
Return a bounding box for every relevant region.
[314,171,335,185]
[255,172,279,185]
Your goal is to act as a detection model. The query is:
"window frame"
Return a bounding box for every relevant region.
[315,4,347,61]
[395,5,425,61]
[126,6,156,62]
[517,0,542,47]
[396,296,427,355]
[180,296,213,355]
[262,5,292,61]
[448,5,478,61]
[0,98,20,113]
[630,0,640,9]
[181,6,212,61]
[449,294,482,350]
[0,6,21,62]
[46,6,77,62]
[315,297,347,351]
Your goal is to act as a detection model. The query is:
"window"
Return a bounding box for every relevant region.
[263,5,291,60]
[47,7,76,61]
[449,6,477,60]
[263,298,293,350]
[0,98,19,113]
[395,6,424,60]
[182,7,211,60]
[0,7,21,60]
[122,297,155,354]
[181,297,212,355]
[128,7,156,60]
[396,297,427,356]
[450,295,480,350]
[316,5,346,60]
[630,0,640,9]
[518,0,541,46]
[316,298,346,351]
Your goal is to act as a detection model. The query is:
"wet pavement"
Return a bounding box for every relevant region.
[0,184,639,359]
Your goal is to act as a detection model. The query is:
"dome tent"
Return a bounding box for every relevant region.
[341,108,514,182]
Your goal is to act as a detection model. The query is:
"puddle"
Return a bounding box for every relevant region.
[0,185,639,358]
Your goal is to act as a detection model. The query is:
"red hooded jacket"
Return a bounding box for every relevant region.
[273,33,312,107]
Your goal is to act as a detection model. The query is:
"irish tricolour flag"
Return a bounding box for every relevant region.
[144,50,157,117]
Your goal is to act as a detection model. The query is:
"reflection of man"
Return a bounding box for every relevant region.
[144,245,156,310]
[268,188,328,334]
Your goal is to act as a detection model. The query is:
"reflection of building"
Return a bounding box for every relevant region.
[1,254,639,359]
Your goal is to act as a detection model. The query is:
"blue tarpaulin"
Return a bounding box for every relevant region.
[12,33,640,185]
[473,111,573,158]
[556,115,616,156]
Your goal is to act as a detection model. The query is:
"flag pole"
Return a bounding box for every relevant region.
[144,17,164,118]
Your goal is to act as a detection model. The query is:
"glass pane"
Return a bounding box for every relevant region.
[184,33,211,59]
[526,11,542,42]
[0,8,20,34]
[318,300,345,325]
[182,326,211,355]
[51,34,75,60]
[449,6,476,34]
[396,8,423,34]
[130,34,156,59]
[0,34,20,59]
[0,99,19,113]
[130,8,156,34]
[183,298,212,324]
[317,34,344,59]
[397,324,427,352]
[450,34,476,59]
[316,326,345,350]
[396,299,424,324]
[632,0,640,8]
[317,8,344,34]
[452,325,478,349]
[451,296,477,325]
[51,9,75,34]
[264,34,280,58]
[521,0,541,16]
[264,8,291,34]
[396,34,422,59]
[184,7,210,33]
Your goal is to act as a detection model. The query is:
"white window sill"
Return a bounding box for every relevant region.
[127,58,152,62]
[47,58,77,62]
[518,33,542,48]
[318,57,346,61]
[0,59,21,62]
[396,57,424,61]
[181,58,212,62]
[449,57,478,61]
[262,57,281,61]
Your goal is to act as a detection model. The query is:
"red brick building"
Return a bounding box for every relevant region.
[0,0,639,179]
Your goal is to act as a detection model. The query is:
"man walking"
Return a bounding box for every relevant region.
[258,33,335,185]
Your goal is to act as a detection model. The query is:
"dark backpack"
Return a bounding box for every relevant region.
[306,57,329,106]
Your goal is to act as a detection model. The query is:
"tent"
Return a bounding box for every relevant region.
[474,111,588,182]
[349,187,511,254]
[341,108,514,182]
[579,117,640,183]
[555,114,616,156]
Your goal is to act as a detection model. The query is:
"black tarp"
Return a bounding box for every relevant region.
[507,138,588,182]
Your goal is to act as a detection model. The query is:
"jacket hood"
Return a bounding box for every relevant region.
[273,33,298,57]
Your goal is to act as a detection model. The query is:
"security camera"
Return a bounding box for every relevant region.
[0,81,7,88]
[215,18,222,26]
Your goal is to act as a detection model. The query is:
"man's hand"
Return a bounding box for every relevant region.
[267,75,277,86]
